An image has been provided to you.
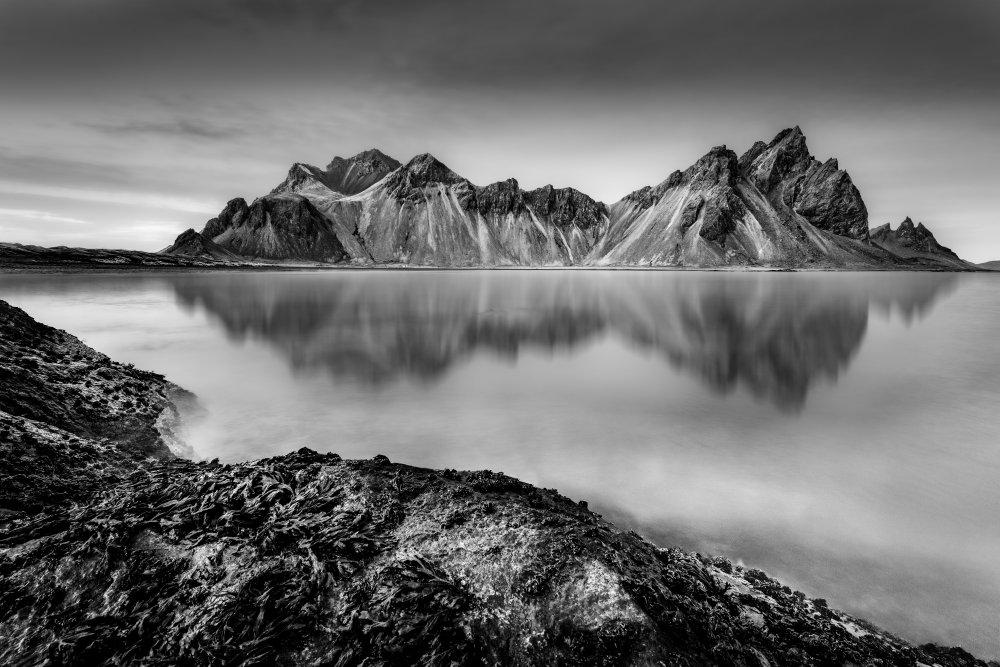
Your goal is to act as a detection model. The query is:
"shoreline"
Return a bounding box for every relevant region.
[0,298,995,665]
[0,261,986,274]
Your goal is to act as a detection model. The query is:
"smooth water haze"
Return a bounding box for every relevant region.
[1,269,998,659]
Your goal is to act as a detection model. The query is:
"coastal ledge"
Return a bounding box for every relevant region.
[0,300,996,666]
[2,451,996,667]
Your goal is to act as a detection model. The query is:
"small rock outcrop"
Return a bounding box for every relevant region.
[161,229,242,262]
[870,217,972,269]
[203,195,350,263]
[872,217,957,255]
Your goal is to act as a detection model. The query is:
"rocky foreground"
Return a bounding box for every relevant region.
[0,300,995,666]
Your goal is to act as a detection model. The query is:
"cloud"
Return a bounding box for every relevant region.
[0,208,90,225]
[0,181,219,214]
[85,118,249,140]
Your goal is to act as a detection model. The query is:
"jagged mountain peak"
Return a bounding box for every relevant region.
[682,145,740,189]
[271,149,401,197]
[385,153,467,191]
[741,127,814,192]
[870,217,963,265]
[405,152,456,174]
[326,148,400,173]
[172,128,974,269]
[891,217,934,240]
[271,163,325,195]
[525,185,608,229]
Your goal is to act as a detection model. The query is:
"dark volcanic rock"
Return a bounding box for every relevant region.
[787,157,870,239]
[161,229,241,262]
[740,127,870,239]
[1,302,994,666]
[684,145,741,189]
[323,148,401,194]
[203,197,250,239]
[161,131,977,269]
[872,217,959,256]
[475,178,526,216]
[0,300,187,515]
[871,217,971,269]
[0,242,231,268]
[594,128,891,267]
[385,153,468,196]
[525,185,608,231]
[204,195,349,262]
[272,149,402,198]
[1,449,995,667]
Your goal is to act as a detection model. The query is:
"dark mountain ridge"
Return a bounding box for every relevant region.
[165,129,977,270]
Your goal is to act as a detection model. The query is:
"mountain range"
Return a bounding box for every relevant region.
[163,128,976,270]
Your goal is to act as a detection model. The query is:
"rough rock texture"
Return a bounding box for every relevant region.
[741,127,869,239]
[335,154,610,266]
[1,302,995,666]
[161,229,242,262]
[206,195,350,262]
[191,152,610,266]
[0,300,189,517]
[1,449,995,667]
[870,217,973,269]
[590,129,892,268]
[165,127,977,269]
[592,147,759,266]
[272,149,402,199]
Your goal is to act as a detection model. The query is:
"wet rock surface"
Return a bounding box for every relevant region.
[1,448,995,666]
[0,302,996,666]
[0,300,186,517]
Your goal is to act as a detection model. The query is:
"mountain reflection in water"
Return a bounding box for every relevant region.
[171,270,955,410]
[4,269,996,659]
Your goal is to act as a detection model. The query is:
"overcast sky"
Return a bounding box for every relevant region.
[1,0,999,260]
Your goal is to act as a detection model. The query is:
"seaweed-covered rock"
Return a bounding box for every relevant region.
[1,449,995,666]
[0,300,185,460]
[0,299,190,518]
[1,302,994,667]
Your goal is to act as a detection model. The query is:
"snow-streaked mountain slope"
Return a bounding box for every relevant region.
[168,128,975,269]
[326,154,610,266]
[588,128,899,268]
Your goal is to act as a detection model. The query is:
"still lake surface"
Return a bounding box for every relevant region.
[1,269,998,658]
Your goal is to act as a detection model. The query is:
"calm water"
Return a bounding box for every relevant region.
[1,269,998,658]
